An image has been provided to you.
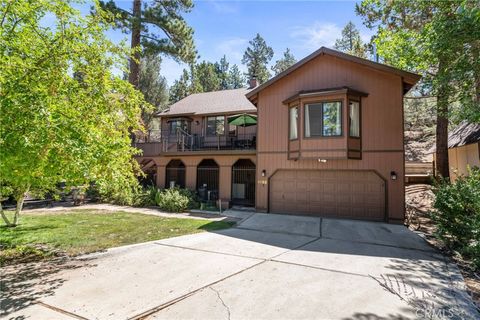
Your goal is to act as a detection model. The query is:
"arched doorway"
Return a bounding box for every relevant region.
[231,159,256,207]
[197,159,219,201]
[165,159,186,188]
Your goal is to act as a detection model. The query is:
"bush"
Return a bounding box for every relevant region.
[154,188,199,213]
[430,167,480,270]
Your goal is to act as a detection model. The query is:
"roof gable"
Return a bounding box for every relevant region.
[246,47,421,100]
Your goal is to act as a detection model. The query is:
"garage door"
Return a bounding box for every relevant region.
[270,170,385,221]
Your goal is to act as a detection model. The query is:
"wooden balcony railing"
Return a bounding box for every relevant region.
[134,130,256,156]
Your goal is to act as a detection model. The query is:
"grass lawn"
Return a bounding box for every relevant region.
[0,209,234,264]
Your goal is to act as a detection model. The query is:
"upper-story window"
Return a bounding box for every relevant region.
[206,116,225,136]
[289,106,298,140]
[169,119,189,134]
[304,101,342,137]
[349,101,360,137]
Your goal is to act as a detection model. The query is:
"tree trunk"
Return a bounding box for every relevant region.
[435,90,450,179]
[0,201,14,227]
[128,0,141,89]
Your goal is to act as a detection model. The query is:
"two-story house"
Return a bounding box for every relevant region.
[136,47,421,223]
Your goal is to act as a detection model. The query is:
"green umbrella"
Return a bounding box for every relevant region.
[228,113,257,127]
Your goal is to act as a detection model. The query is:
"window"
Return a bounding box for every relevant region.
[349,101,360,137]
[304,101,342,137]
[169,119,189,134]
[322,102,342,136]
[206,116,225,136]
[289,106,298,140]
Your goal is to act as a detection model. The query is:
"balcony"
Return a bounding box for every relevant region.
[134,129,256,157]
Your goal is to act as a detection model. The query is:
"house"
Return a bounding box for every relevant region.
[135,47,421,223]
[434,121,480,181]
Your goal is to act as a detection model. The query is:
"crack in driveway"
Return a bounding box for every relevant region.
[209,287,231,320]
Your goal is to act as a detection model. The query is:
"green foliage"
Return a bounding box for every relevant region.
[229,64,246,89]
[242,33,274,83]
[271,48,297,76]
[154,188,199,212]
[100,0,196,64]
[431,168,480,270]
[334,21,369,59]
[215,55,230,90]
[0,0,147,225]
[169,69,192,103]
[195,61,221,92]
[356,0,480,123]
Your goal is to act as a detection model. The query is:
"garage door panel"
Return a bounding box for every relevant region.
[270,170,385,221]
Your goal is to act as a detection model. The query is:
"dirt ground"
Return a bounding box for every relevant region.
[405,184,480,309]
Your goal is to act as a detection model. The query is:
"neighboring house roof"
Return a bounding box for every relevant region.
[159,88,256,117]
[246,47,421,100]
[448,121,480,148]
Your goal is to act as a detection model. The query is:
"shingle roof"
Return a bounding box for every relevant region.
[159,88,256,117]
[448,121,480,148]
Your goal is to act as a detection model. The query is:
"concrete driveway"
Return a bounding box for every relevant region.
[3,213,478,320]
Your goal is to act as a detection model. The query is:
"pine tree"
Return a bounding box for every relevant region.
[242,33,274,83]
[169,69,191,103]
[100,0,196,88]
[334,21,368,59]
[229,64,246,89]
[195,61,221,92]
[138,54,169,138]
[271,48,297,75]
[215,55,230,90]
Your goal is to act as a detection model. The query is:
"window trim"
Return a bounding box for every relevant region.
[348,99,361,139]
[303,100,343,139]
[288,105,299,141]
[205,115,226,136]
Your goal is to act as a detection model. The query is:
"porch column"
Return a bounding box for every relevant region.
[219,165,232,209]
[156,165,165,188]
[185,165,196,190]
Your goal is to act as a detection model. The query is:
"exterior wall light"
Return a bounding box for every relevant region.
[318,159,327,163]
[261,170,266,177]
[390,171,397,180]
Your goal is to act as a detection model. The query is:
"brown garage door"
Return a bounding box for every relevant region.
[270,170,385,221]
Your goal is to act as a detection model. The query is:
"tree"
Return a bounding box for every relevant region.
[271,48,297,75]
[100,0,196,88]
[356,0,480,178]
[334,21,368,59]
[229,64,246,89]
[0,0,147,226]
[195,61,221,92]
[215,55,230,90]
[138,54,169,139]
[242,33,274,83]
[169,69,192,103]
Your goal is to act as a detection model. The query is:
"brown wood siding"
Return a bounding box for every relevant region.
[255,54,405,222]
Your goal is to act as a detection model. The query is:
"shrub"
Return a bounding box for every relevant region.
[430,167,480,270]
[155,188,199,213]
[133,185,158,207]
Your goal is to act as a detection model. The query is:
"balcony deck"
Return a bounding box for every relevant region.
[134,131,256,157]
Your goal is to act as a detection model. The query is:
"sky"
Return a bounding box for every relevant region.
[84,0,375,86]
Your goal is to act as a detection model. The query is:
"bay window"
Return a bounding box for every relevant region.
[349,101,360,137]
[304,101,342,137]
[289,106,298,140]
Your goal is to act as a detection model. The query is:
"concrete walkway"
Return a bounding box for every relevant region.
[3,213,479,320]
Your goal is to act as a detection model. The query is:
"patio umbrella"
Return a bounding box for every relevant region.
[227,113,257,144]
[228,113,257,127]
